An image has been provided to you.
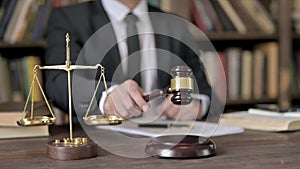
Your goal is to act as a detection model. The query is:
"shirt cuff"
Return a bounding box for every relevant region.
[99,85,119,114]
[191,93,210,117]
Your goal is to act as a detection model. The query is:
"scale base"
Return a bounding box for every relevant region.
[47,137,97,160]
[145,135,216,158]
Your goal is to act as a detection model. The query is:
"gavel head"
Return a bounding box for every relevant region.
[170,66,194,105]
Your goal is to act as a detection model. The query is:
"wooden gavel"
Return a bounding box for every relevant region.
[143,66,194,105]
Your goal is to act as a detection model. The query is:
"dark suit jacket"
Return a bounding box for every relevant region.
[44,0,211,114]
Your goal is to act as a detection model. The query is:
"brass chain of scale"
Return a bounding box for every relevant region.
[17,66,56,126]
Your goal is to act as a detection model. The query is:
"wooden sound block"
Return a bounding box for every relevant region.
[47,137,97,160]
[145,135,216,158]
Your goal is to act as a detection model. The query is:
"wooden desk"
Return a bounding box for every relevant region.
[1,128,300,169]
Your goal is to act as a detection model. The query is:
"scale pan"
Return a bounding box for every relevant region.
[17,116,56,126]
[83,115,123,126]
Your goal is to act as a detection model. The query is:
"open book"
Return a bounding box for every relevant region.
[96,120,244,138]
[220,109,300,132]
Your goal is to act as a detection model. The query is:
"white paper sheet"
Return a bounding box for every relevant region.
[96,120,244,138]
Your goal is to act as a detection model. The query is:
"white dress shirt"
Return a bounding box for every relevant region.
[102,0,157,91]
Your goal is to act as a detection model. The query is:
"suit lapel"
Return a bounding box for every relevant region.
[90,1,109,33]
[90,1,122,81]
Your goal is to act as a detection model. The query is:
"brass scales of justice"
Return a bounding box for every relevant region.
[16,33,123,160]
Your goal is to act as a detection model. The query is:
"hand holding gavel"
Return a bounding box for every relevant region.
[104,66,195,119]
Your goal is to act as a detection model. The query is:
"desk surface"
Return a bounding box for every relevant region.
[1,127,300,169]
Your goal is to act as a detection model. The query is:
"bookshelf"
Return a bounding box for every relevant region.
[219,1,289,111]
[0,0,296,112]
[188,0,293,111]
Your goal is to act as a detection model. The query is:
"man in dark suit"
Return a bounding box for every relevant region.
[44,0,212,121]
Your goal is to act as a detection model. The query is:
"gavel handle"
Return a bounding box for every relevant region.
[143,87,171,102]
[143,90,164,102]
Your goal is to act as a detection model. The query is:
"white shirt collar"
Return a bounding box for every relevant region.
[101,0,148,22]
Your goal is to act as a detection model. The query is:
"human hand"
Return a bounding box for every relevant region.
[156,95,202,121]
[103,80,150,119]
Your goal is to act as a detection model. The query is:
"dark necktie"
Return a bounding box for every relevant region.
[124,13,141,83]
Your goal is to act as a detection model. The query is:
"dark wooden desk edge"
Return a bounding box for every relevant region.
[1,126,300,169]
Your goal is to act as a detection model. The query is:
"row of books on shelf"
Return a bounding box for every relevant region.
[0,0,89,44]
[0,55,43,103]
[153,0,300,36]
[0,0,285,44]
[190,0,277,34]
[201,42,279,102]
